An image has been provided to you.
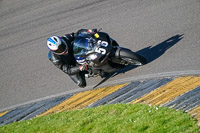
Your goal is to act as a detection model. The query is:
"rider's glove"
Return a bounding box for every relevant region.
[88,29,97,34]
[79,63,88,71]
[77,29,97,35]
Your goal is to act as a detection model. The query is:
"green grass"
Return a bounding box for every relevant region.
[0,104,198,133]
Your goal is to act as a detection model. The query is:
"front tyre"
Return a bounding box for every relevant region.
[119,48,147,66]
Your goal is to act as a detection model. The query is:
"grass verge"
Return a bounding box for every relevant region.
[0,104,198,133]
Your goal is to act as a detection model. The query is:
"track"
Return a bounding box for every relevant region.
[0,76,200,126]
[0,0,200,110]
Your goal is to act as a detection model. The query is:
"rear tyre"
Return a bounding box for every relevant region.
[119,48,146,66]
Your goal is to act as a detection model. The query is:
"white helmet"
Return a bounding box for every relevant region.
[47,36,68,55]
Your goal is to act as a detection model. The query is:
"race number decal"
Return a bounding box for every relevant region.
[95,40,108,54]
[97,40,108,47]
[95,47,106,54]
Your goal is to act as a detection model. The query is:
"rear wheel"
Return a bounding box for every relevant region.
[119,48,146,66]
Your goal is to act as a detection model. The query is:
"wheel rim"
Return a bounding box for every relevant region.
[122,58,142,66]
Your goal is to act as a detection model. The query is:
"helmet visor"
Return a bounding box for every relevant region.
[54,39,68,55]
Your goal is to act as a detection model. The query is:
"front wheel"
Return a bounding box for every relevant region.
[119,48,147,66]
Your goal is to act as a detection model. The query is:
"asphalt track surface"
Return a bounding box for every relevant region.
[0,0,200,111]
[0,76,200,126]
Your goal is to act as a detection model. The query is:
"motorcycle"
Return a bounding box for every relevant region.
[73,30,146,78]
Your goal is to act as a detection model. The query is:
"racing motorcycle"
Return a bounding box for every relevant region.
[73,30,146,78]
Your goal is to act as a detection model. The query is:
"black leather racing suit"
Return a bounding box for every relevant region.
[48,32,86,88]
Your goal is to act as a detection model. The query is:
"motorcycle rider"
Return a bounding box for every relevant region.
[47,29,95,88]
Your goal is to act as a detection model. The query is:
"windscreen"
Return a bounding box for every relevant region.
[73,36,96,56]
